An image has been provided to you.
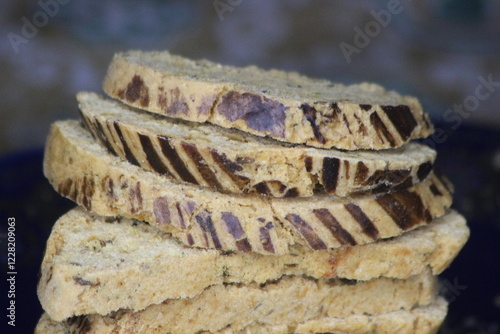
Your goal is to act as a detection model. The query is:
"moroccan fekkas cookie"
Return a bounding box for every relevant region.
[36,298,447,334]
[37,207,468,320]
[43,121,454,255]
[78,92,436,197]
[41,269,437,330]
[102,51,434,150]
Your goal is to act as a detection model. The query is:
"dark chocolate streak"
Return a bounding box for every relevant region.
[253,182,270,195]
[93,120,116,154]
[113,121,140,166]
[285,214,327,250]
[217,91,287,138]
[138,133,170,175]
[210,151,243,172]
[354,161,369,185]
[181,142,223,189]
[331,102,342,114]
[221,212,245,239]
[235,239,252,252]
[157,135,198,184]
[300,104,325,144]
[153,197,171,225]
[187,234,195,246]
[73,277,98,286]
[66,315,91,334]
[430,183,442,196]
[381,105,418,141]
[354,114,368,136]
[344,203,379,240]
[363,169,411,186]
[175,202,187,229]
[417,161,433,181]
[343,114,353,135]
[125,75,149,107]
[322,157,340,193]
[80,176,95,211]
[284,188,299,197]
[376,190,433,230]
[370,112,397,147]
[196,211,222,249]
[313,209,356,246]
[58,179,73,199]
[210,150,249,189]
[259,222,275,253]
[304,156,313,172]
[129,181,143,213]
[344,160,350,180]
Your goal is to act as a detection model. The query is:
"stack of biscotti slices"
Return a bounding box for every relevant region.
[35,51,469,334]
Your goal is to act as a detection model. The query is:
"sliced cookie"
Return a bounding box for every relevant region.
[43,121,453,255]
[37,207,468,320]
[103,51,433,150]
[36,298,447,334]
[44,269,437,329]
[78,92,436,197]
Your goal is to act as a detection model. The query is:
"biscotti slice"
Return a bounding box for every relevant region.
[228,298,448,334]
[103,51,433,150]
[44,120,453,255]
[78,92,436,197]
[37,208,468,320]
[35,298,447,334]
[47,270,437,330]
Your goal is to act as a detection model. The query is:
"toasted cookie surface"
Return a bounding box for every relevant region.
[37,207,468,320]
[103,51,434,150]
[78,92,436,197]
[36,298,447,334]
[43,121,453,255]
[53,270,437,331]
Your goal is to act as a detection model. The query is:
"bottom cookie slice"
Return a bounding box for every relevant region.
[35,297,447,334]
[41,270,436,333]
[38,208,467,321]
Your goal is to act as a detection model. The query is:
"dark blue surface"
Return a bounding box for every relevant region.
[0,124,499,333]
[0,148,74,334]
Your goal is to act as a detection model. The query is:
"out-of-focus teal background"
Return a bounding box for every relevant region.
[0,1,499,334]
[0,0,499,153]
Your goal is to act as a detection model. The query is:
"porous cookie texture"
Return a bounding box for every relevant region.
[37,208,468,320]
[35,298,447,334]
[44,121,453,255]
[78,92,436,197]
[224,298,448,334]
[52,270,436,332]
[44,121,454,255]
[102,51,434,150]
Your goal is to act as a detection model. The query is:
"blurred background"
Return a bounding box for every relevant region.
[0,0,499,333]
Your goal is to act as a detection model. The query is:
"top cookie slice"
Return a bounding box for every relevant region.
[103,51,433,150]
